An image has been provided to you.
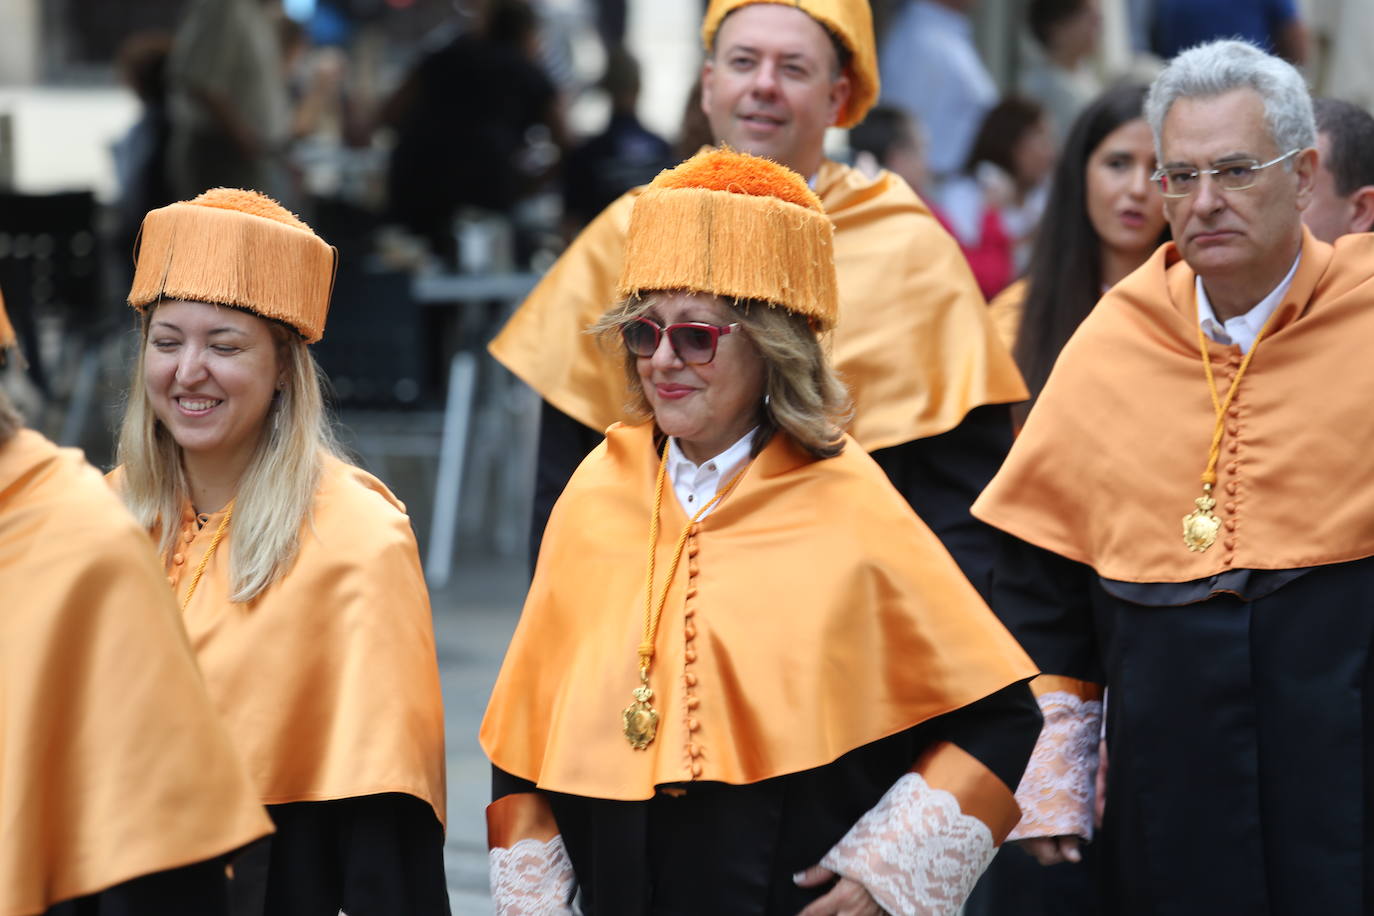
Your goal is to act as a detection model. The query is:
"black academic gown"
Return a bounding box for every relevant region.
[493,683,1040,916]
[528,400,1014,598]
[993,533,1374,915]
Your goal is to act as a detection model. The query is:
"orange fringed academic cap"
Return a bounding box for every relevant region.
[701,0,878,128]
[127,188,336,343]
[619,148,838,328]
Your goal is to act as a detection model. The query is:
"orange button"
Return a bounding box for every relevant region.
[1224,537,1237,550]
[1224,520,1236,532]
[173,553,185,565]
[683,605,696,619]
[1228,442,1239,453]
[684,673,698,686]
[1225,481,1239,495]
[684,649,697,663]
[691,762,703,777]
[684,625,696,640]
[686,587,698,599]
[688,561,700,577]
[167,575,176,586]
[1227,405,1240,418]
[686,696,700,709]
[687,717,699,732]
[687,742,700,757]
[686,544,699,559]
[1226,462,1240,474]
[1227,426,1240,437]
[690,523,701,536]
[1224,502,1237,514]
[183,532,194,543]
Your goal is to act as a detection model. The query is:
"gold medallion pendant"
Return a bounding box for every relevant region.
[1182,488,1220,552]
[623,681,659,749]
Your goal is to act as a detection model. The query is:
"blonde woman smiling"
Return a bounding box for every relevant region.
[112,189,448,916]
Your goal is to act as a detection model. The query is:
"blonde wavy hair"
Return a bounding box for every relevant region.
[115,306,341,603]
[591,293,852,459]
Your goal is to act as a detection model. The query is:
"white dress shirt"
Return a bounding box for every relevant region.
[1196,254,1301,353]
[667,429,756,519]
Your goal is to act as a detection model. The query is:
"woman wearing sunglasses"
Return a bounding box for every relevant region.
[481,149,1041,915]
[109,189,448,914]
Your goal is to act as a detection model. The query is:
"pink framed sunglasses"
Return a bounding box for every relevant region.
[620,316,741,365]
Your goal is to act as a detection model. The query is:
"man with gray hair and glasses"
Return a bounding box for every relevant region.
[971,39,1374,913]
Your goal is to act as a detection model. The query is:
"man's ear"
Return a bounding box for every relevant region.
[827,72,852,127]
[700,59,715,118]
[1348,185,1374,235]
[1293,146,1320,211]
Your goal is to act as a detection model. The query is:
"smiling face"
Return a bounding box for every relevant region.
[701,3,850,178]
[1159,88,1314,285]
[1086,117,1166,265]
[634,292,766,464]
[143,299,283,472]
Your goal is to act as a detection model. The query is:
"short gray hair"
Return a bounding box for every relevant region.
[1146,40,1315,160]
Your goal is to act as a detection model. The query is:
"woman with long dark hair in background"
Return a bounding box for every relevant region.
[991,82,1170,428]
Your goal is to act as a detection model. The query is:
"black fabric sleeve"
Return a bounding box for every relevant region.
[231,794,449,916]
[869,403,1016,599]
[44,858,232,916]
[493,764,539,802]
[990,532,1103,685]
[529,400,605,573]
[927,680,1042,794]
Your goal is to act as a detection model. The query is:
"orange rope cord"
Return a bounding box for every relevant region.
[181,502,233,612]
[1194,306,1282,487]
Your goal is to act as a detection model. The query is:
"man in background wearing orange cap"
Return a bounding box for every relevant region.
[0,290,273,915]
[490,0,1026,595]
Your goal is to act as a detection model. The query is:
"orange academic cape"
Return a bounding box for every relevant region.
[481,422,1037,802]
[489,159,1028,452]
[2,430,271,916]
[109,455,447,828]
[974,230,1374,582]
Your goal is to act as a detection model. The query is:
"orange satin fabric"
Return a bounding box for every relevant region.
[0,287,14,350]
[481,422,1037,801]
[915,742,1021,845]
[986,278,1027,353]
[974,229,1374,582]
[109,455,447,829]
[2,430,271,916]
[1030,674,1103,702]
[488,159,1027,452]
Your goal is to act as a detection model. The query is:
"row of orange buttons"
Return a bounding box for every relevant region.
[683,523,704,778]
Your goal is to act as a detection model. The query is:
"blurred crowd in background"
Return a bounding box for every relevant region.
[0,0,1371,530]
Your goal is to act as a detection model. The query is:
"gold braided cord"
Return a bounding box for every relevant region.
[1195,305,1282,487]
[639,444,750,676]
[181,502,233,612]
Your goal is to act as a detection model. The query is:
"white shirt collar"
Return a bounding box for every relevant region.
[667,428,756,519]
[1196,253,1301,354]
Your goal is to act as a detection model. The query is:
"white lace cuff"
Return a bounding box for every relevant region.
[820,772,996,916]
[489,834,576,916]
[1007,689,1102,842]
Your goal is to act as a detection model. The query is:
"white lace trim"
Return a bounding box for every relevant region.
[489,834,576,916]
[1007,689,1102,842]
[820,772,996,916]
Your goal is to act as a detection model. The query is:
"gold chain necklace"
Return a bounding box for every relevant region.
[1181,310,1281,551]
[622,444,750,749]
[181,502,233,610]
